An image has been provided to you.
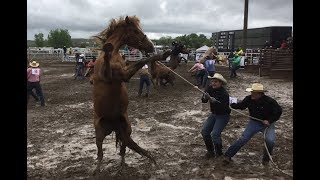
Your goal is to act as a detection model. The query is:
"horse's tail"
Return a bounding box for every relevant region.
[115,120,156,164]
[127,136,156,164]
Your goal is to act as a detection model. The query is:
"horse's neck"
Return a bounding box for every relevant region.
[106,36,124,58]
[151,61,157,70]
[169,55,179,67]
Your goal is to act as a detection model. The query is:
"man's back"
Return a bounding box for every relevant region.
[205,59,215,72]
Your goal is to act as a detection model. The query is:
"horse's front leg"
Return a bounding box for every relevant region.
[122,54,162,82]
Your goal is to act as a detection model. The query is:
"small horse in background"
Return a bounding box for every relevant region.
[149,43,189,86]
[150,60,175,86]
[198,47,218,63]
[168,42,190,70]
[92,15,166,174]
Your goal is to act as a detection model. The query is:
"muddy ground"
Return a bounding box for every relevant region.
[27,59,293,180]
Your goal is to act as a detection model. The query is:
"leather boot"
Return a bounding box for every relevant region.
[204,139,215,158]
[214,144,223,157]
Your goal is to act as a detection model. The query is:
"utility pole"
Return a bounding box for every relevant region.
[242,0,249,50]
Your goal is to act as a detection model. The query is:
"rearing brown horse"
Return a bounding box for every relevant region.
[92,16,165,174]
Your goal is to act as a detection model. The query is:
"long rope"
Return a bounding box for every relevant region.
[157,61,206,93]
[157,61,292,177]
[157,61,220,102]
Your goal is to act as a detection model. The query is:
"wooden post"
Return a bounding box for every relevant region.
[243,0,249,50]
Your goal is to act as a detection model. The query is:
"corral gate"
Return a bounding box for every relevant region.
[259,49,293,78]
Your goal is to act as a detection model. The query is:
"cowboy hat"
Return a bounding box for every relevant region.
[245,83,267,92]
[29,61,39,68]
[208,73,227,84]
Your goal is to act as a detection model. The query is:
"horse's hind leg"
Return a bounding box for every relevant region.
[93,124,108,175]
[120,143,126,166]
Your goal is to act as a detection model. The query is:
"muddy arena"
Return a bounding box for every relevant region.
[27,60,293,179]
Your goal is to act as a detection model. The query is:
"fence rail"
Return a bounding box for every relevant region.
[259,49,293,78]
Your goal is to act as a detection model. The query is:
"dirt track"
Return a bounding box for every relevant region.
[27,60,293,179]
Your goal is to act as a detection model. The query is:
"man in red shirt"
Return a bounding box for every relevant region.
[27,61,45,106]
[85,56,96,77]
[280,40,287,49]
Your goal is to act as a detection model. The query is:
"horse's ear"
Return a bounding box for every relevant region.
[103,43,114,53]
[125,16,131,24]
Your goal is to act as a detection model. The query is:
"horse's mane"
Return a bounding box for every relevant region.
[93,16,141,46]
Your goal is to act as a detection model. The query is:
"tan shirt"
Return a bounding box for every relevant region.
[138,68,151,77]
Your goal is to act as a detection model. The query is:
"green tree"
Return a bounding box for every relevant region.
[47,29,72,48]
[34,33,45,47]
[80,42,86,48]
[152,33,213,49]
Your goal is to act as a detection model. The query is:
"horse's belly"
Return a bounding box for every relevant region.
[93,84,128,120]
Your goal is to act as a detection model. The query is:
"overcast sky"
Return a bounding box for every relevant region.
[27,0,293,40]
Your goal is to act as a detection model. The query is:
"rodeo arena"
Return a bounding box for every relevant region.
[27,16,293,179]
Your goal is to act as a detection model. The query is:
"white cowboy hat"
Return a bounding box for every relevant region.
[208,73,227,84]
[29,61,39,68]
[245,83,267,92]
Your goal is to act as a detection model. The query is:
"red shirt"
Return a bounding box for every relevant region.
[281,42,287,49]
[87,60,96,67]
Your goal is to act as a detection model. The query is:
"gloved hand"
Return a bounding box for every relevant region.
[230,103,237,109]
[204,93,211,100]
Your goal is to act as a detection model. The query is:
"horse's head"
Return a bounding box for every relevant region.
[172,43,189,55]
[123,16,154,53]
[93,16,154,53]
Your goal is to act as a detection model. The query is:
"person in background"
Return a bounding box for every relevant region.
[188,61,206,87]
[27,60,40,101]
[27,61,45,106]
[280,40,287,49]
[229,52,241,78]
[138,64,152,97]
[75,54,86,80]
[85,56,96,77]
[202,56,216,88]
[63,46,67,60]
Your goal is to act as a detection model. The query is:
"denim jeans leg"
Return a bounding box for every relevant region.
[201,113,216,153]
[203,71,208,88]
[262,122,276,161]
[138,77,145,95]
[211,114,230,144]
[196,72,201,86]
[27,82,34,104]
[225,120,264,157]
[74,65,79,78]
[34,83,45,106]
[81,66,85,79]
[201,113,216,142]
[145,77,150,94]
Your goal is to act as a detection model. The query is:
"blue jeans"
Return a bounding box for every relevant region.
[138,75,150,95]
[27,81,45,106]
[75,64,85,80]
[225,120,276,161]
[201,113,230,145]
[196,69,205,86]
